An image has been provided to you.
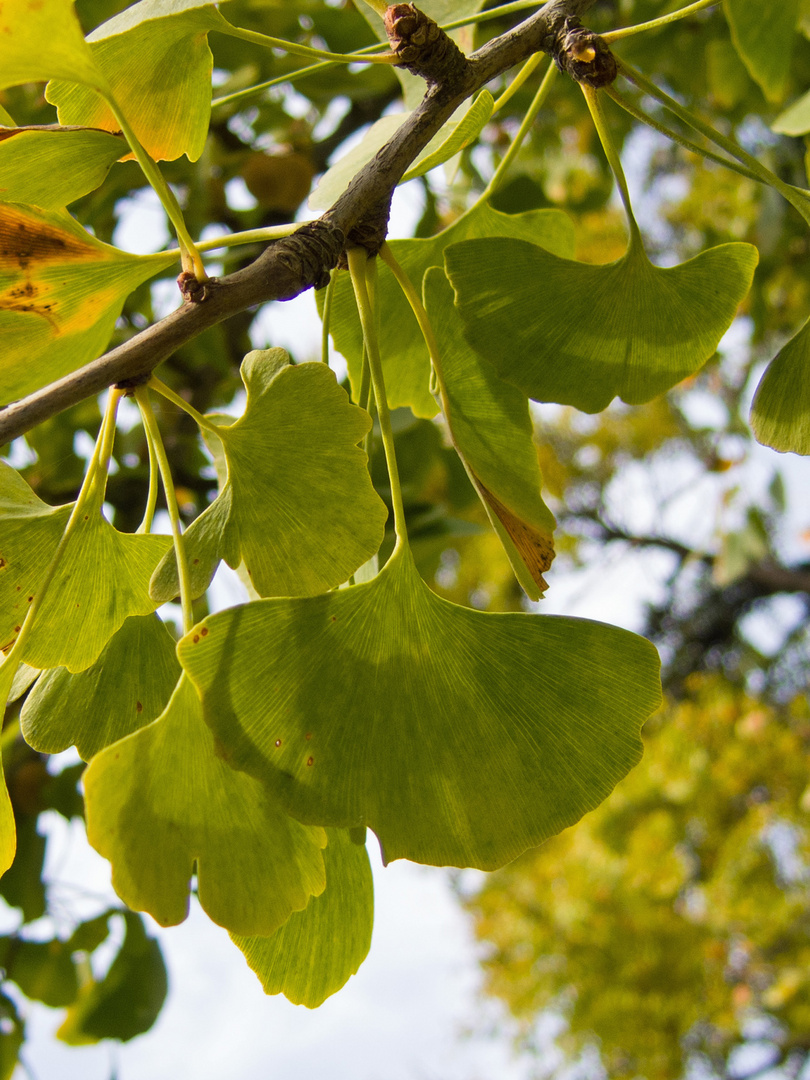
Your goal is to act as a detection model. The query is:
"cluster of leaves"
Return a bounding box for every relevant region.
[0,0,809,1070]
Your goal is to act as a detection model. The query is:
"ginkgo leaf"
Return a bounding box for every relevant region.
[0,203,175,403]
[232,828,373,1008]
[21,614,181,760]
[46,0,233,162]
[750,315,810,455]
[0,0,106,92]
[58,911,167,1045]
[444,231,758,413]
[401,91,493,184]
[424,267,555,600]
[180,543,662,871]
[0,461,72,653]
[84,675,328,935]
[0,128,126,209]
[150,350,387,602]
[323,202,576,418]
[725,0,800,103]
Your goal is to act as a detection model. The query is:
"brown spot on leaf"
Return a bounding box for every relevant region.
[274,739,282,748]
[0,204,96,271]
[136,701,143,713]
[306,756,314,767]
[192,634,200,644]
[475,479,555,595]
[200,627,208,637]
[305,733,312,741]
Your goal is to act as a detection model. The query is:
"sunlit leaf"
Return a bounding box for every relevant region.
[46,0,233,162]
[750,315,810,454]
[58,912,167,1045]
[22,614,180,759]
[180,543,661,870]
[444,231,758,412]
[232,828,373,1008]
[424,268,555,600]
[324,202,576,418]
[725,0,800,102]
[84,675,327,934]
[0,662,17,878]
[0,128,126,208]
[151,350,387,602]
[402,91,494,183]
[0,202,175,404]
[0,0,105,92]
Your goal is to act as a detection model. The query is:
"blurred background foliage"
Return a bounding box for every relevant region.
[2,0,810,1074]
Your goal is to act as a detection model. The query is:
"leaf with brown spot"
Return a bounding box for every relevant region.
[0,203,175,403]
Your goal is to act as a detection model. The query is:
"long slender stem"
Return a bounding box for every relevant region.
[148,376,222,436]
[347,248,408,545]
[582,85,642,242]
[2,392,123,674]
[491,52,543,115]
[618,59,810,225]
[103,95,207,279]
[480,60,556,200]
[604,84,761,183]
[379,243,445,398]
[195,224,300,252]
[218,21,397,64]
[135,389,194,634]
[212,0,543,110]
[137,416,160,534]
[321,271,337,365]
[604,0,719,43]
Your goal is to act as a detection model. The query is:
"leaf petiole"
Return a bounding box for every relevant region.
[137,411,160,535]
[217,22,398,65]
[378,243,446,401]
[321,271,337,366]
[135,388,194,635]
[581,84,642,244]
[347,248,408,546]
[148,377,223,437]
[603,0,719,43]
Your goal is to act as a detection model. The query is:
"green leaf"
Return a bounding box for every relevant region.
[324,202,576,418]
[401,91,494,184]
[773,88,810,135]
[232,828,373,1008]
[0,128,126,208]
[180,544,661,870]
[21,614,181,760]
[444,232,758,412]
[750,316,810,454]
[725,0,800,102]
[151,351,387,602]
[0,0,106,92]
[58,912,167,1045]
[84,675,328,934]
[0,817,46,923]
[46,0,232,162]
[0,203,175,404]
[10,938,78,1008]
[0,461,72,653]
[20,503,171,674]
[0,664,18,878]
[424,267,555,600]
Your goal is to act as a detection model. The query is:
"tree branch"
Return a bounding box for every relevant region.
[0,0,608,445]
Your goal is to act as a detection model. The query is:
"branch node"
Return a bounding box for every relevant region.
[384,3,471,86]
[177,271,212,304]
[548,17,617,88]
[274,219,346,295]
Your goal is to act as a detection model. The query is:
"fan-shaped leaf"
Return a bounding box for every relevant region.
[725,0,799,103]
[0,128,126,208]
[0,203,175,403]
[22,614,180,759]
[180,544,661,870]
[46,0,231,162]
[84,676,327,934]
[424,267,555,599]
[444,232,758,412]
[0,0,105,92]
[232,828,373,1008]
[58,912,167,1045]
[750,315,810,454]
[324,202,576,418]
[151,350,387,602]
